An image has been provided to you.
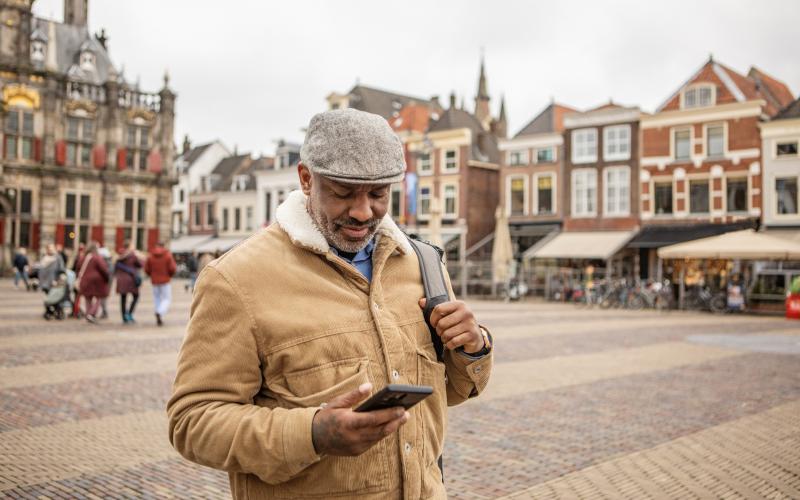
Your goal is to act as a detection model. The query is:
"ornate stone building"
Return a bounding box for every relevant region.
[0,0,175,269]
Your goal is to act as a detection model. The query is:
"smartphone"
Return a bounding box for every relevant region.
[354,384,433,412]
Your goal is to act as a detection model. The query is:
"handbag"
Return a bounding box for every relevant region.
[116,261,142,287]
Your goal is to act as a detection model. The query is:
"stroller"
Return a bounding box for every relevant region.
[43,270,75,320]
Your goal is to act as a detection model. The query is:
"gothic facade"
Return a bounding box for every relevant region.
[0,0,175,269]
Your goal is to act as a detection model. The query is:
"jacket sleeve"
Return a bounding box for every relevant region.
[167,265,321,484]
[144,257,151,276]
[439,263,493,407]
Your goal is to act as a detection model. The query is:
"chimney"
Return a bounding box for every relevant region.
[182,135,191,155]
[449,92,456,109]
[430,95,440,110]
[64,0,88,27]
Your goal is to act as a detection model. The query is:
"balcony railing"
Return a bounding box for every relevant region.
[118,89,161,112]
[66,81,106,103]
[64,81,161,112]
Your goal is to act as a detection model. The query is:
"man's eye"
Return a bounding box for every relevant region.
[371,190,388,198]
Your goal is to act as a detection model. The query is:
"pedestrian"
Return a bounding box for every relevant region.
[13,247,30,290]
[197,251,213,273]
[38,244,64,294]
[71,243,86,318]
[114,241,143,324]
[55,243,69,270]
[168,109,493,499]
[145,241,176,326]
[77,242,110,324]
[185,252,198,292]
[97,244,113,319]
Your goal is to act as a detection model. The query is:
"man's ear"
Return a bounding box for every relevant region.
[298,163,313,195]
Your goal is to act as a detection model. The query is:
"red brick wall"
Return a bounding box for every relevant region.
[660,63,741,111]
[464,164,499,248]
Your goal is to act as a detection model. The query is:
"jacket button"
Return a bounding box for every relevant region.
[404,442,412,453]
[474,366,482,374]
[392,370,399,380]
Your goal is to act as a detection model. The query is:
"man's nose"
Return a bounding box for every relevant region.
[349,193,373,222]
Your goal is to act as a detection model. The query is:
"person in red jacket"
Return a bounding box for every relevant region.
[145,241,177,326]
[77,242,110,324]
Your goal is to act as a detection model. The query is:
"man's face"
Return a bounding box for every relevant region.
[299,165,391,252]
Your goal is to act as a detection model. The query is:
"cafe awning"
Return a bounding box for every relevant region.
[523,230,636,261]
[657,229,800,260]
[194,236,245,254]
[169,235,213,254]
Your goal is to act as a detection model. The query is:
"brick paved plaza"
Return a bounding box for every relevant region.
[1,279,799,499]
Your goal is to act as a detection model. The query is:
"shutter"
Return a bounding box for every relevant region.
[0,218,4,245]
[55,223,65,246]
[115,227,125,251]
[34,137,42,162]
[147,228,159,251]
[91,225,104,246]
[92,145,107,169]
[31,222,40,250]
[147,150,162,174]
[117,147,127,171]
[55,140,66,166]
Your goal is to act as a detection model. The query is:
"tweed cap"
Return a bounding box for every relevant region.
[300,108,406,184]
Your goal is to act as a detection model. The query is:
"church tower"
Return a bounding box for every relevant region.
[474,56,492,131]
[492,95,507,139]
[64,0,88,27]
[0,0,33,67]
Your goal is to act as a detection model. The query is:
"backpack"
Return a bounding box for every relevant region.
[405,236,449,480]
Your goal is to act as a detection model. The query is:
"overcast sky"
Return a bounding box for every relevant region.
[33,0,800,157]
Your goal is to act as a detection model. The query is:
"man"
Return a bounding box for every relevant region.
[144,241,177,326]
[168,109,493,499]
[13,247,30,290]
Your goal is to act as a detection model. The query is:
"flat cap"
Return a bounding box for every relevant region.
[300,108,406,184]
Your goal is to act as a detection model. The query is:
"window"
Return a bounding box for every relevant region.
[66,116,94,167]
[63,193,91,252]
[264,192,272,224]
[654,182,673,215]
[179,189,184,203]
[234,208,241,231]
[443,184,457,217]
[4,108,34,160]
[4,188,34,248]
[418,152,432,174]
[776,141,798,157]
[706,125,724,158]
[683,86,714,108]
[572,169,597,216]
[603,125,631,161]
[509,177,526,216]
[246,207,253,231]
[689,179,709,214]
[674,129,691,161]
[206,202,214,227]
[776,177,798,215]
[122,197,147,251]
[418,186,431,217]
[390,185,402,218]
[125,125,150,171]
[222,208,229,231]
[537,175,554,215]
[726,178,748,212]
[193,204,201,227]
[536,147,555,163]
[443,149,458,172]
[604,167,630,216]
[571,128,597,163]
[508,150,528,166]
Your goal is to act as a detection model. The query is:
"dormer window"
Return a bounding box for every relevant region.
[80,50,95,71]
[682,85,715,109]
[30,41,45,63]
[232,175,248,192]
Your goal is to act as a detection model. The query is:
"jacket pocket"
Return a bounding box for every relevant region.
[417,348,447,470]
[271,357,370,408]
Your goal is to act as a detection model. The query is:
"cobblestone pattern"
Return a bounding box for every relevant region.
[0,336,183,367]
[504,400,800,500]
[0,372,173,432]
[2,458,230,500]
[444,352,800,499]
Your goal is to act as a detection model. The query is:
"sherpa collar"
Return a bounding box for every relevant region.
[275,190,412,256]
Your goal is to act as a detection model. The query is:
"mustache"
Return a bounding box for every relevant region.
[333,217,379,229]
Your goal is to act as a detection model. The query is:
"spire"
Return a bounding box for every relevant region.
[498,94,507,122]
[492,94,508,139]
[474,51,492,130]
[477,53,489,99]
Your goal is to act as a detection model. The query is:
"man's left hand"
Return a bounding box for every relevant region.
[418,298,485,354]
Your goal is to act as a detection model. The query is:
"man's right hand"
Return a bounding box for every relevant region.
[311,382,408,456]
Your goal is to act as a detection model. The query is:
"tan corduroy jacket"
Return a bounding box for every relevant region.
[167,190,492,499]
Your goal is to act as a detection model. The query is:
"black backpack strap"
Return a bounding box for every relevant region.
[406,236,449,363]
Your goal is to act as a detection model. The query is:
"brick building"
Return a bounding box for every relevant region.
[498,101,576,256]
[631,57,794,278]
[0,0,175,269]
[527,102,642,278]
